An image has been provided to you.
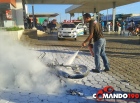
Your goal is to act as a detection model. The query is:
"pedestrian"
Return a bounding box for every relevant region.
[128,20,135,36]
[114,21,118,32]
[107,22,111,32]
[120,19,126,35]
[101,21,105,32]
[49,21,53,34]
[110,21,113,31]
[31,18,33,29]
[82,13,110,73]
[27,17,31,29]
[42,19,48,32]
[49,19,57,34]
[23,16,27,29]
[34,16,37,27]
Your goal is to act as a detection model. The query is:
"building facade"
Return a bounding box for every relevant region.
[0,0,24,28]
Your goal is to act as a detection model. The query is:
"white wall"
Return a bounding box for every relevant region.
[25,4,28,15]
[15,0,24,28]
[4,20,15,27]
[10,4,16,27]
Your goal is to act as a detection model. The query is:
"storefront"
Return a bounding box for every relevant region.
[0,0,24,28]
[0,3,11,27]
[0,0,17,27]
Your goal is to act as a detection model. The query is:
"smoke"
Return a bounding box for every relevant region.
[64,51,79,65]
[0,31,64,93]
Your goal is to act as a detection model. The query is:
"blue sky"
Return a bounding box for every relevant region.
[27,2,140,22]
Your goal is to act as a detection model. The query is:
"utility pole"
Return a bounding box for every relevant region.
[59,13,61,23]
[106,9,108,23]
[32,0,35,28]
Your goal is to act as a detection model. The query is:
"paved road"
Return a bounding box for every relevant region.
[30,32,140,87]
[0,31,140,103]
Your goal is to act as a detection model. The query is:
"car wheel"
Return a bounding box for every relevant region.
[84,31,87,35]
[58,37,61,40]
[84,30,87,35]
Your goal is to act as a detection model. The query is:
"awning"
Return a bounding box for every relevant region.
[65,0,140,13]
[25,0,140,13]
[28,13,59,17]
[25,0,92,4]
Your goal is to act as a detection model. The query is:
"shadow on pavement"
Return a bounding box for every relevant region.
[106,51,140,59]
[23,29,38,39]
[38,32,87,42]
[38,32,58,41]
[107,38,140,45]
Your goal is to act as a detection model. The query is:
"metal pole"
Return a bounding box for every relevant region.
[66,14,67,21]
[32,5,35,28]
[94,8,96,21]
[70,14,71,21]
[97,12,100,22]
[22,0,26,17]
[82,11,84,24]
[60,13,61,23]
[112,2,116,31]
[32,0,36,29]
[106,9,108,23]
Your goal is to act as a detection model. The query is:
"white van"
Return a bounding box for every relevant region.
[57,23,85,40]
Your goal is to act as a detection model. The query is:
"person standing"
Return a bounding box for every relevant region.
[128,20,135,36]
[101,21,105,32]
[49,21,53,34]
[33,16,37,27]
[23,16,27,29]
[120,19,126,35]
[82,13,110,73]
[27,17,31,29]
[42,19,48,32]
[114,21,118,32]
[107,22,111,32]
[31,18,33,29]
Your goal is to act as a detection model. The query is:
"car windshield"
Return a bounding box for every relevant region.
[62,24,76,28]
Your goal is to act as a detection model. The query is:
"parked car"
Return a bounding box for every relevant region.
[77,23,88,35]
[57,23,85,40]
[74,21,88,35]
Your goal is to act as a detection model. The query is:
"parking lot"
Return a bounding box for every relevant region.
[30,31,140,86]
[0,30,140,103]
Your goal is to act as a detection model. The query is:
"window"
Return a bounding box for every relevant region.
[77,24,83,29]
[62,24,76,28]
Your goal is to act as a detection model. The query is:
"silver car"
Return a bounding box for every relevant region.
[57,23,85,40]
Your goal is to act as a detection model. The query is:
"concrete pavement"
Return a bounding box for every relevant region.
[0,31,140,103]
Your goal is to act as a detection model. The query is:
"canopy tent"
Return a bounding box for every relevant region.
[24,0,140,31]
[25,0,97,4]
[28,13,59,17]
[24,0,140,13]
[65,1,140,13]
[28,13,58,24]
[63,0,140,31]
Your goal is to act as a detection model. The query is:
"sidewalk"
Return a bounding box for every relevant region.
[0,32,140,103]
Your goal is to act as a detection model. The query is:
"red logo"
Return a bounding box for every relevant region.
[93,86,140,101]
[96,86,114,100]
